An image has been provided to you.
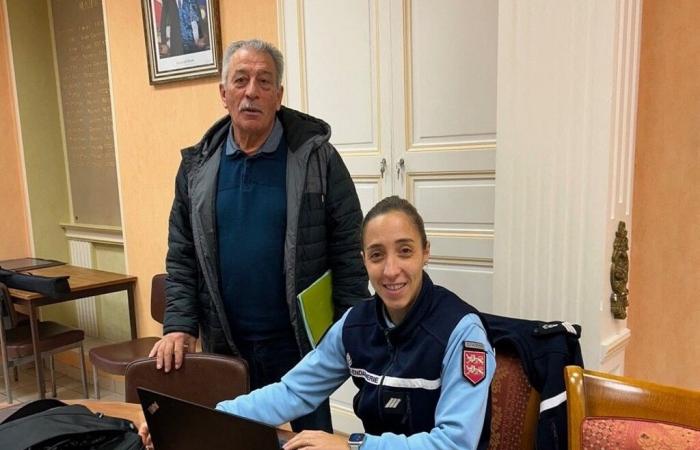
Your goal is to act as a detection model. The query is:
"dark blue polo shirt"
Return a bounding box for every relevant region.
[216,119,292,340]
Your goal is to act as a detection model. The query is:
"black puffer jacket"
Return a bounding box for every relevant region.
[163,106,369,355]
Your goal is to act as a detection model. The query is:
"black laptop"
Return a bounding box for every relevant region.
[137,387,284,450]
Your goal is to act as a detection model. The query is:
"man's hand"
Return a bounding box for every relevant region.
[283,430,349,450]
[149,332,197,372]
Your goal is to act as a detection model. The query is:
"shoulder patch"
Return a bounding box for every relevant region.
[532,321,581,337]
[462,341,487,385]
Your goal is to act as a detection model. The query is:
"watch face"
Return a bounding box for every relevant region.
[348,433,365,444]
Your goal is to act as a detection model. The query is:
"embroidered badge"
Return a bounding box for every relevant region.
[462,341,486,385]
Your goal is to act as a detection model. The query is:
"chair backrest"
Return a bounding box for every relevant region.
[150,273,167,324]
[124,353,249,408]
[565,365,700,449]
[0,282,19,329]
[488,345,540,450]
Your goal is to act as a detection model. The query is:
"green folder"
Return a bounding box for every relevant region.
[297,270,333,348]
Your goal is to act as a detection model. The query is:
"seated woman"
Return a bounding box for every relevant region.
[140,196,496,450]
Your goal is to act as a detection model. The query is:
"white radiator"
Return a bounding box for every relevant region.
[68,240,99,336]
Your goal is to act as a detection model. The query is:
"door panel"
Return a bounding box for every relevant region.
[390,0,498,309]
[303,1,376,151]
[408,0,498,146]
[282,0,392,217]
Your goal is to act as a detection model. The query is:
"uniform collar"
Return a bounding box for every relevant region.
[375,271,433,343]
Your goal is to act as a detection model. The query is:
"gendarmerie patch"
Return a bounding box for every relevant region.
[462,341,486,385]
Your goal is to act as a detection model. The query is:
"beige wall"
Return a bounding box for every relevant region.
[93,243,129,341]
[0,1,30,260]
[6,0,70,263]
[103,0,278,336]
[626,0,700,390]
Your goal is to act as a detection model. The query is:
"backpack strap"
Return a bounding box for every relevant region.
[0,398,66,424]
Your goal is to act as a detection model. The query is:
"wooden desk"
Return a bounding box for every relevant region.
[8,265,137,399]
[0,400,295,443]
[0,400,143,425]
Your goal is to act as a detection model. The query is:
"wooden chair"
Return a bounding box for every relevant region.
[488,345,540,449]
[565,365,700,449]
[88,273,166,399]
[0,282,88,403]
[124,353,249,408]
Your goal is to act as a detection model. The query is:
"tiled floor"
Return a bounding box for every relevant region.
[0,337,125,407]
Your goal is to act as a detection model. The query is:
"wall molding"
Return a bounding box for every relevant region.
[61,223,123,245]
[494,0,642,368]
[599,328,632,374]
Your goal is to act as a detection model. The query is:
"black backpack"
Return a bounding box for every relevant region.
[0,399,144,450]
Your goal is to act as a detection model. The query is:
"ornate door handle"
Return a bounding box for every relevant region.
[396,158,405,178]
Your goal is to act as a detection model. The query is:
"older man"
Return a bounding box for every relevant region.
[150,39,368,432]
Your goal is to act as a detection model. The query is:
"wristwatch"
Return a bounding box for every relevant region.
[347,432,365,449]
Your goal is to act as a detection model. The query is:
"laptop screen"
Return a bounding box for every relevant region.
[137,387,283,450]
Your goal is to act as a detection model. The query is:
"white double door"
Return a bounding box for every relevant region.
[281,0,498,432]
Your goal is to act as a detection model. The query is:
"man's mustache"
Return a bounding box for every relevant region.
[239,103,262,113]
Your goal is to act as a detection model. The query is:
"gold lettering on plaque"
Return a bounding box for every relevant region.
[610,221,630,319]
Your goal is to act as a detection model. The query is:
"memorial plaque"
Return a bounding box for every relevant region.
[52,0,120,226]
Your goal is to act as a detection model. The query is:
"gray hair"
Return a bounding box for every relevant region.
[220,39,284,87]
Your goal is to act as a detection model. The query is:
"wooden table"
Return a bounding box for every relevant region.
[8,265,137,399]
[70,400,296,442]
[0,399,143,425]
[0,399,295,443]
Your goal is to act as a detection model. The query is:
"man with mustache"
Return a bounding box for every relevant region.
[150,39,368,432]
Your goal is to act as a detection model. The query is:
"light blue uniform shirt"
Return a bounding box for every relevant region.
[217,308,496,450]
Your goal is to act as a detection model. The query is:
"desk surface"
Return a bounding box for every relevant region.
[0,258,65,271]
[0,399,295,442]
[0,400,143,425]
[9,265,136,302]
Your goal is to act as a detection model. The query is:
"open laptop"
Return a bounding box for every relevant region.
[137,387,284,450]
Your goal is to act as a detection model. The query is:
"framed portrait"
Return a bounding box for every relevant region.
[141,0,222,84]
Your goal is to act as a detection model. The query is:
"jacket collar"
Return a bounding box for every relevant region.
[184,106,332,166]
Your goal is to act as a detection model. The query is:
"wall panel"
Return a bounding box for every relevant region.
[626,0,700,389]
[0,1,31,259]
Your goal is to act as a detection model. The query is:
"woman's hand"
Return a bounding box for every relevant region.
[283,430,349,450]
[138,421,153,449]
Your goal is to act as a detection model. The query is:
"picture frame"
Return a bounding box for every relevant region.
[141,0,222,84]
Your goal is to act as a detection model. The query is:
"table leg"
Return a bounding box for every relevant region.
[127,284,137,339]
[28,306,46,399]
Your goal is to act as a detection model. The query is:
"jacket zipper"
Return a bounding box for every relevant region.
[377,329,398,423]
[293,148,318,356]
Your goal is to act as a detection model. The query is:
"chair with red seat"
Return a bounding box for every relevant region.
[488,345,540,449]
[565,365,700,449]
[88,273,166,399]
[0,282,88,403]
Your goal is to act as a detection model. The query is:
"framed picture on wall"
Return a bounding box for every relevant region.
[141,0,222,84]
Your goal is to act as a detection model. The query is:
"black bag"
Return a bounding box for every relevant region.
[0,399,144,450]
[0,268,71,298]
